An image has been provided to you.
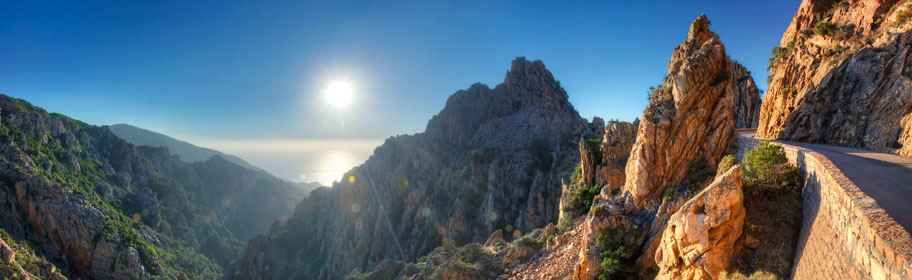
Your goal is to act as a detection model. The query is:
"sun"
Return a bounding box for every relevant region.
[325,80,354,109]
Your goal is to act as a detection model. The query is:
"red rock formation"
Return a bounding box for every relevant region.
[758,0,912,156]
[622,15,737,206]
[655,166,745,280]
[577,120,638,191]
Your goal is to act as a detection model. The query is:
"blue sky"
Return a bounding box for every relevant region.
[1,0,800,142]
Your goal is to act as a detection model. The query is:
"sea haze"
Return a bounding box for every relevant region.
[199,139,383,186]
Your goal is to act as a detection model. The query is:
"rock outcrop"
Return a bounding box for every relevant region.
[730,61,761,128]
[621,15,737,206]
[655,166,745,280]
[757,0,912,156]
[577,120,638,191]
[0,229,67,280]
[233,57,595,280]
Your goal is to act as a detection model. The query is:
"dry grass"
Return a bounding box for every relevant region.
[727,187,802,279]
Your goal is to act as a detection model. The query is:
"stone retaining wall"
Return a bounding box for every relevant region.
[736,136,912,280]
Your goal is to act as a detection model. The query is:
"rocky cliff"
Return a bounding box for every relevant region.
[730,61,761,129]
[0,95,307,279]
[576,120,638,192]
[621,15,737,206]
[757,0,912,156]
[232,57,596,279]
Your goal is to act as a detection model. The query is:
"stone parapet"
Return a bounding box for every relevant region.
[736,136,912,280]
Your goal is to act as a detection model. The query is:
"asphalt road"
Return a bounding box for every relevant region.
[740,131,912,233]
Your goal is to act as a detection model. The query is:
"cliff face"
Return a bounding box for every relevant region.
[233,57,595,280]
[622,15,737,206]
[757,0,912,155]
[0,95,307,279]
[577,120,638,191]
[731,61,762,129]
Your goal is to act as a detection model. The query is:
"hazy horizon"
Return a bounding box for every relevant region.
[2,0,802,186]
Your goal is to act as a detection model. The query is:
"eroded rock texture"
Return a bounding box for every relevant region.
[655,166,745,280]
[233,57,596,280]
[730,61,761,128]
[621,15,737,206]
[758,0,912,156]
[577,120,638,192]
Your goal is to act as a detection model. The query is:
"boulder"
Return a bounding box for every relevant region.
[655,166,745,280]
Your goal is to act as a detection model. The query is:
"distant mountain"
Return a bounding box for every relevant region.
[0,95,310,279]
[109,123,260,171]
[233,57,601,279]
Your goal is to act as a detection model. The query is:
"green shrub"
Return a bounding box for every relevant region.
[800,29,816,37]
[682,156,713,192]
[716,155,739,177]
[742,141,802,194]
[563,185,603,214]
[647,84,670,102]
[767,46,789,71]
[719,270,778,280]
[815,21,837,36]
[545,234,554,244]
[570,164,583,183]
[898,9,911,22]
[662,186,676,203]
[587,138,602,151]
[596,227,642,280]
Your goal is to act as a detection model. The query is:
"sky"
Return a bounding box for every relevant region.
[0,0,801,183]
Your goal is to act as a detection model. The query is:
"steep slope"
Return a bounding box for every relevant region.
[0,95,307,279]
[731,61,762,129]
[109,123,261,171]
[757,0,912,155]
[232,57,598,279]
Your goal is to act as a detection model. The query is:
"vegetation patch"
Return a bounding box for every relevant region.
[728,141,803,278]
[814,21,837,36]
[682,156,714,192]
[596,226,642,280]
[562,184,603,215]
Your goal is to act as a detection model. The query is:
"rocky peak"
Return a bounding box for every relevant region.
[686,14,715,47]
[234,57,591,280]
[622,15,735,205]
[503,57,571,109]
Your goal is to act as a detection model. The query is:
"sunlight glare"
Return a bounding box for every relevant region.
[325,80,354,109]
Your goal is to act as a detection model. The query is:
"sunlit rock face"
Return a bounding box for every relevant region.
[621,15,737,206]
[577,120,638,192]
[757,0,912,156]
[655,166,745,280]
[233,57,598,280]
